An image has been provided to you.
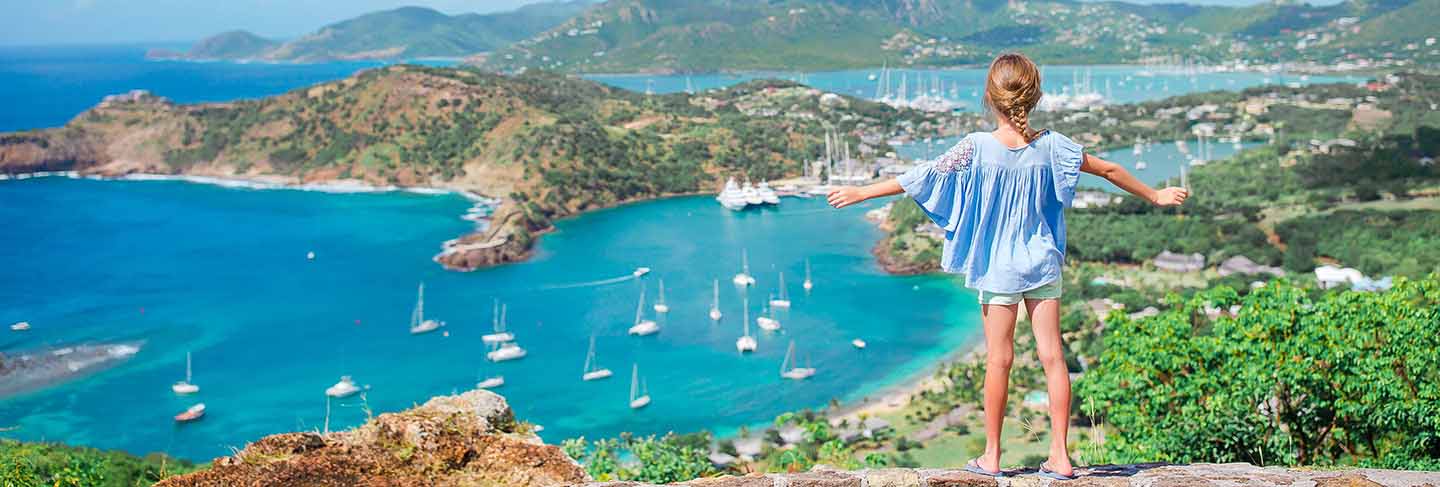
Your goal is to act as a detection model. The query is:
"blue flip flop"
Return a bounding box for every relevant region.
[964,459,1004,478]
[1038,462,1077,480]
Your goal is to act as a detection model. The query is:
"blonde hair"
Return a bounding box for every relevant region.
[984,52,1043,142]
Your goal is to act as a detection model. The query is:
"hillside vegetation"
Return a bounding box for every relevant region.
[484,0,1430,72]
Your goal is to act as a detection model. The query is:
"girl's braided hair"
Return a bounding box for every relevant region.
[983,53,1043,143]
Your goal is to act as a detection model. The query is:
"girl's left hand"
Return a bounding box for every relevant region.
[827,186,866,208]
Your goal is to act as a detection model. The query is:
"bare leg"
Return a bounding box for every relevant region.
[1026,297,1073,476]
[977,303,1018,472]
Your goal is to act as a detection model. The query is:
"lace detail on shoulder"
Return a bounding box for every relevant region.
[933,137,975,173]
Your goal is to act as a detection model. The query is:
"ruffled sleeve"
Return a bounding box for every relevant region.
[1048,131,1083,207]
[896,136,973,232]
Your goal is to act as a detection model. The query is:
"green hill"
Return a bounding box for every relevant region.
[186,30,279,59]
[482,0,1431,72]
[171,2,596,62]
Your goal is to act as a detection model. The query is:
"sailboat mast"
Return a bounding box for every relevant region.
[185,352,192,382]
[782,341,794,374]
[742,250,749,274]
[779,273,787,299]
[584,335,596,374]
[713,280,719,307]
[742,295,751,337]
[635,285,646,325]
[500,304,507,332]
[630,364,639,401]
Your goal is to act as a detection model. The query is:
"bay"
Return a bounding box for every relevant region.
[0,176,977,460]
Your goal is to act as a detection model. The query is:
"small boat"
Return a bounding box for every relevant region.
[736,295,757,353]
[171,351,199,395]
[628,364,651,409]
[629,283,660,336]
[852,338,867,349]
[482,300,514,344]
[409,282,444,335]
[780,341,816,380]
[10,321,30,331]
[326,376,360,398]
[757,297,781,332]
[1135,160,1148,170]
[708,279,723,321]
[769,272,791,308]
[802,259,813,291]
[732,250,755,286]
[487,342,527,362]
[633,267,651,278]
[653,279,670,314]
[174,403,206,423]
[306,251,316,260]
[477,376,505,389]
[582,334,613,381]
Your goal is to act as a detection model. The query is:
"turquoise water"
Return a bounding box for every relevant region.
[0,177,977,460]
[587,66,1358,111]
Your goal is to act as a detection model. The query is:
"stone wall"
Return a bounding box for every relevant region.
[582,463,1440,487]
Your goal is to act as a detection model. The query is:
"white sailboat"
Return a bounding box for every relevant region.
[408,282,444,335]
[780,340,816,380]
[732,250,755,286]
[326,376,360,398]
[477,376,505,389]
[487,341,527,362]
[629,363,651,409]
[708,279,723,321]
[736,294,757,353]
[629,283,660,336]
[802,259,813,291]
[769,272,791,308]
[482,300,515,344]
[582,334,613,381]
[757,296,781,331]
[653,279,670,314]
[171,351,199,395]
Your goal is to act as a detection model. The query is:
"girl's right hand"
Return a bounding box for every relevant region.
[827,186,867,209]
[1151,187,1190,206]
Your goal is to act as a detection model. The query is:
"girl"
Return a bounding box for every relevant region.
[827,53,1187,479]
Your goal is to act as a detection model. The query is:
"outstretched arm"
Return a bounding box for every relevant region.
[827,179,903,209]
[1080,153,1188,206]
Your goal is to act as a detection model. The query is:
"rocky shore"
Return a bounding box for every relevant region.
[155,390,587,487]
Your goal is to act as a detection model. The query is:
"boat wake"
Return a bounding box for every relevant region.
[539,274,637,290]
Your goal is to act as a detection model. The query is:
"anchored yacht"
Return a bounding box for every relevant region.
[482,300,515,344]
[326,376,361,398]
[408,282,444,335]
[780,341,816,380]
[629,283,660,336]
[629,364,651,409]
[171,351,199,395]
[582,335,613,381]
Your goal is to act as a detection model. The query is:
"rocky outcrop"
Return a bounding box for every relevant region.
[584,463,1440,487]
[156,390,588,487]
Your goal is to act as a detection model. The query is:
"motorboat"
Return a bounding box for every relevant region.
[10,321,30,331]
[326,376,361,398]
[477,376,505,389]
[174,403,206,423]
[852,339,867,349]
[633,267,651,278]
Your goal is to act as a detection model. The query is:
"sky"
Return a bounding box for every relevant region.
[0,0,550,46]
[2,0,1342,47]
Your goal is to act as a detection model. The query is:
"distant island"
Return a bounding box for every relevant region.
[147,1,595,63]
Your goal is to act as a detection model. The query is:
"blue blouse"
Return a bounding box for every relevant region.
[895,130,1083,293]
